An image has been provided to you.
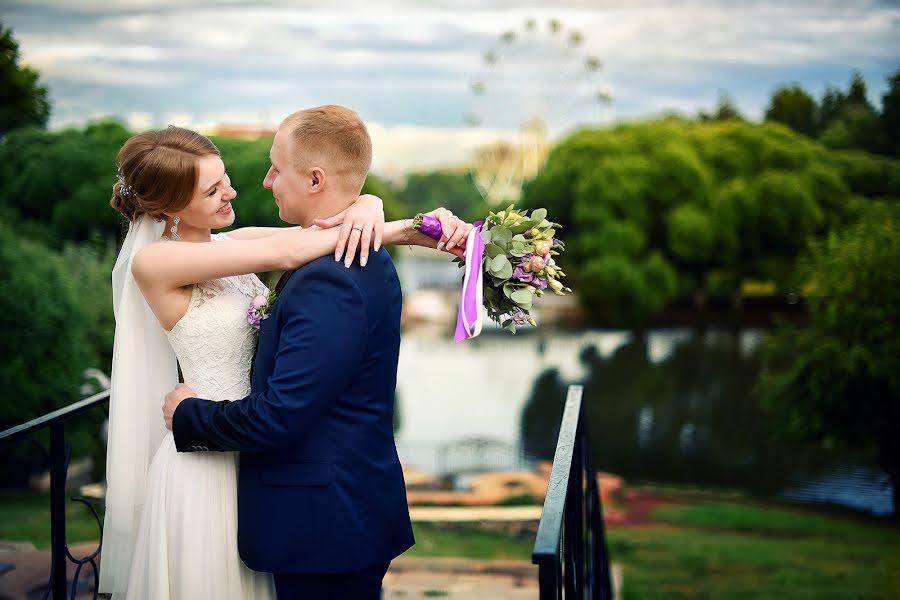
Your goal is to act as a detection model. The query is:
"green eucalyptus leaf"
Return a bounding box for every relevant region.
[491,227,512,243]
[495,261,513,280]
[485,243,505,258]
[488,273,507,287]
[510,288,533,305]
[530,208,547,222]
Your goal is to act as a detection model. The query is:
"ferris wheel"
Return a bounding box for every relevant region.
[465,18,613,205]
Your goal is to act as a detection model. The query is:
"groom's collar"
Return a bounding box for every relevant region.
[274,269,296,295]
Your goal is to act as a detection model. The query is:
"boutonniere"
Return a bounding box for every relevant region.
[247,290,277,330]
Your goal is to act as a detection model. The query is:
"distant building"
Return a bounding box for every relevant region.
[204,124,276,139]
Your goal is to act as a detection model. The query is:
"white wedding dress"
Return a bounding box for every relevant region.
[118,234,275,600]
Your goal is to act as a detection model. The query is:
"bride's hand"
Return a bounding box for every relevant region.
[415,208,473,259]
[313,194,385,267]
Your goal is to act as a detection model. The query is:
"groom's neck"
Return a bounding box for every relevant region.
[307,193,358,227]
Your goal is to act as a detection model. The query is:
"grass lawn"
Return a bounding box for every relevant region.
[2,492,898,598]
[407,524,534,560]
[0,493,104,549]
[610,502,900,599]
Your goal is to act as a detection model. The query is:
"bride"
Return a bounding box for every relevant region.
[99,125,468,598]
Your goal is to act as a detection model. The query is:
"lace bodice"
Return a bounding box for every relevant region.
[166,234,268,401]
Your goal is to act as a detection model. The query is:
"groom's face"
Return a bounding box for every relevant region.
[263,129,310,225]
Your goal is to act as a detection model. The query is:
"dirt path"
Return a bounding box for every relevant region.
[604,489,678,527]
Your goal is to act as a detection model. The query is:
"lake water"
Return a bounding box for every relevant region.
[394,327,894,516]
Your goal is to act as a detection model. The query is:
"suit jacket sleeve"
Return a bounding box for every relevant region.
[171,264,368,453]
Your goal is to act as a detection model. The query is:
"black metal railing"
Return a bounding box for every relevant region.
[0,390,110,600]
[532,384,614,599]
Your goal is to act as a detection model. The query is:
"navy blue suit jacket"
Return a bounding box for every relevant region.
[172,250,414,574]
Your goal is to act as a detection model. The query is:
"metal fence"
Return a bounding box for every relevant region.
[0,390,110,600]
[532,384,614,599]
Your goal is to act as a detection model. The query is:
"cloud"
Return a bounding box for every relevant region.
[5,0,899,170]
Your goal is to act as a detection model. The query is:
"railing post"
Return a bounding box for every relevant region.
[564,410,586,599]
[49,422,67,600]
[537,558,561,599]
[534,384,613,599]
[582,420,613,600]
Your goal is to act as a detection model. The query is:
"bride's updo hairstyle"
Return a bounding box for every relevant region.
[111,126,220,222]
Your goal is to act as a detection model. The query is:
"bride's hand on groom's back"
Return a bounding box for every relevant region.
[314,194,385,267]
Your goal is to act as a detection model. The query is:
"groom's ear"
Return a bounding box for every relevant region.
[309,167,326,193]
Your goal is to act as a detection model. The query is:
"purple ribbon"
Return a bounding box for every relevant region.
[454,221,485,343]
[415,215,486,342]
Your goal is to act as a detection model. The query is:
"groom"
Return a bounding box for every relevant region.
[162,105,451,599]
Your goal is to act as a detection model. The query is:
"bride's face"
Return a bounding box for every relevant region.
[172,154,237,230]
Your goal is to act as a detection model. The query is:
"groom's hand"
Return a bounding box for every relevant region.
[163,383,196,431]
[314,194,385,268]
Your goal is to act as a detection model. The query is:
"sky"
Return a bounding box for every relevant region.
[3,0,899,173]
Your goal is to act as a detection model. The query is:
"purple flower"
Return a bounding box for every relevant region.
[512,266,534,283]
[247,306,262,329]
[531,277,548,290]
[511,310,529,325]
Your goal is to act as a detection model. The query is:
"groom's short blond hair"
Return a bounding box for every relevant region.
[281,105,372,193]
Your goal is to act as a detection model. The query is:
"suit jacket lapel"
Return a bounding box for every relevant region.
[251,269,296,382]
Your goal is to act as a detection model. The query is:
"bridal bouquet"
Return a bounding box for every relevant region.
[414,206,571,341]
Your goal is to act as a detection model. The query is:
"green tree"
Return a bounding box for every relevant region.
[0,120,131,244]
[0,225,106,485]
[523,118,861,326]
[60,241,116,374]
[0,25,51,136]
[817,85,846,133]
[758,204,900,515]
[818,72,882,153]
[879,67,900,157]
[395,170,488,223]
[765,85,818,137]
[698,93,744,122]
